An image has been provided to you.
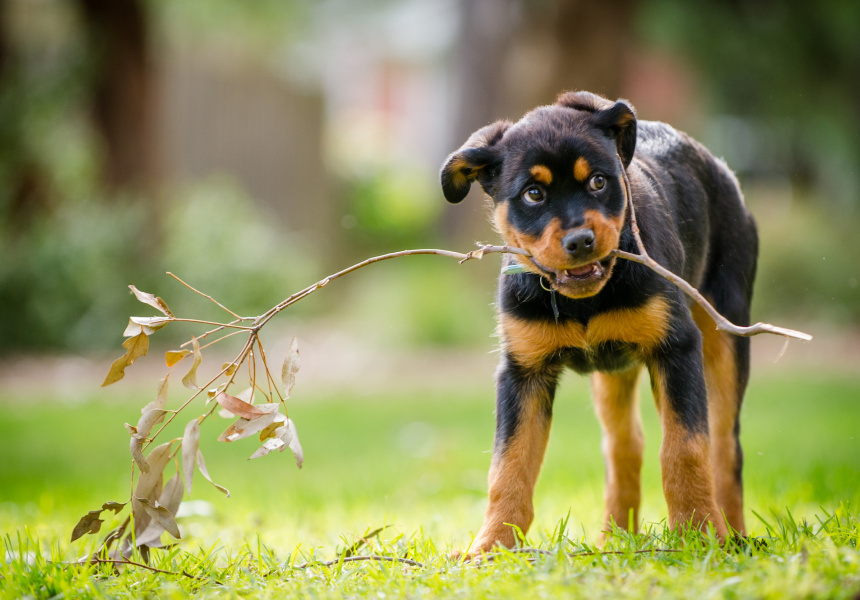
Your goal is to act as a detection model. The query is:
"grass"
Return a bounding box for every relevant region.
[1,369,859,598]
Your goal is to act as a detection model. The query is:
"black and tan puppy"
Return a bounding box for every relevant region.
[441,91,757,552]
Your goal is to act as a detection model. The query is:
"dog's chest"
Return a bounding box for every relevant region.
[501,295,670,370]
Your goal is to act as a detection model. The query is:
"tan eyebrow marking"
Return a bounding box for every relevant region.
[574,157,591,182]
[529,164,553,185]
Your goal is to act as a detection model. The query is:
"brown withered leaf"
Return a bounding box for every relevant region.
[214,392,276,420]
[134,442,173,501]
[285,418,304,469]
[135,474,183,548]
[137,498,181,539]
[129,285,174,318]
[130,436,146,473]
[159,473,184,516]
[221,362,237,377]
[123,317,169,337]
[258,419,283,442]
[136,409,167,440]
[218,410,282,443]
[71,510,104,542]
[196,449,230,497]
[165,349,191,368]
[129,409,168,473]
[248,437,284,459]
[281,336,300,399]
[181,336,202,390]
[141,376,169,414]
[102,332,149,387]
[182,418,200,494]
[249,419,303,467]
[70,501,127,543]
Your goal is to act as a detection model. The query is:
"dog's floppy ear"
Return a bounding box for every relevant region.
[440,120,511,203]
[557,91,637,168]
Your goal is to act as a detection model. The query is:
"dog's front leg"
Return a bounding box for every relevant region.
[648,326,728,538]
[471,355,560,554]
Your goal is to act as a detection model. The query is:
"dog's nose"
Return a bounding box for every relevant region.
[562,229,595,258]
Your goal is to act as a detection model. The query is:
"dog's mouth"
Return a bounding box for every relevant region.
[529,256,615,297]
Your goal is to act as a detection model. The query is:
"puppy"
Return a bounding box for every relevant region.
[440,91,757,552]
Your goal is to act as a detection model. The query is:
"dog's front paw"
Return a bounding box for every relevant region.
[450,527,517,560]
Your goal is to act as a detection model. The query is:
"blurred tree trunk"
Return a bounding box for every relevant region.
[77,0,157,191]
[442,0,633,239]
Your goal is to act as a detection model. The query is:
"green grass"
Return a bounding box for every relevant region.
[1,371,859,598]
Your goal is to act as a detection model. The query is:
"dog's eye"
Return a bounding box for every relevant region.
[522,186,545,204]
[588,174,606,192]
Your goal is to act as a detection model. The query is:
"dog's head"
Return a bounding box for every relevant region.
[440,91,637,299]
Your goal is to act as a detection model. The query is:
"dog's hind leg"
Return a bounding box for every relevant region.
[691,298,751,535]
[592,365,644,533]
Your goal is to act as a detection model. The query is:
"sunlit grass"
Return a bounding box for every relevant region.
[1,371,859,598]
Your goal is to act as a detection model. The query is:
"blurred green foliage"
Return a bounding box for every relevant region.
[1,0,859,354]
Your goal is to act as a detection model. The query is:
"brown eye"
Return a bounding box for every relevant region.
[589,174,606,191]
[522,186,545,204]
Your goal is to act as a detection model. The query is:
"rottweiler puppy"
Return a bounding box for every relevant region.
[440,91,757,552]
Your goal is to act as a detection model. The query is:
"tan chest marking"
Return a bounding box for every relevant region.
[501,296,671,367]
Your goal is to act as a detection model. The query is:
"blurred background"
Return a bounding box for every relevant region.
[0,0,858,358]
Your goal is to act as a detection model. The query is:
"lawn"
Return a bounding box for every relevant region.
[1,366,859,598]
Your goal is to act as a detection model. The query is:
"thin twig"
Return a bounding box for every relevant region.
[73,557,206,580]
[293,555,425,569]
[167,272,244,320]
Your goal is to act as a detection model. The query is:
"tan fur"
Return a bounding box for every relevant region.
[650,368,728,537]
[500,296,671,369]
[472,376,553,552]
[592,366,644,532]
[529,164,553,185]
[584,208,624,262]
[691,303,745,534]
[574,156,591,182]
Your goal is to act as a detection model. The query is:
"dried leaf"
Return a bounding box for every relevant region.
[123,317,169,337]
[281,336,300,398]
[196,449,230,497]
[159,473,184,516]
[165,349,191,367]
[102,501,127,514]
[236,386,254,403]
[249,419,303,467]
[141,376,169,414]
[102,332,149,387]
[182,336,202,390]
[136,474,183,547]
[134,442,173,501]
[71,510,104,542]
[249,437,284,459]
[218,411,282,443]
[129,409,167,473]
[130,435,147,473]
[258,418,286,442]
[136,409,167,440]
[70,501,128,543]
[285,419,304,469]
[129,285,174,318]
[221,362,237,377]
[182,418,200,494]
[214,393,277,420]
[137,498,181,539]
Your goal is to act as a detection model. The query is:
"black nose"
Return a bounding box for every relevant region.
[562,229,595,258]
